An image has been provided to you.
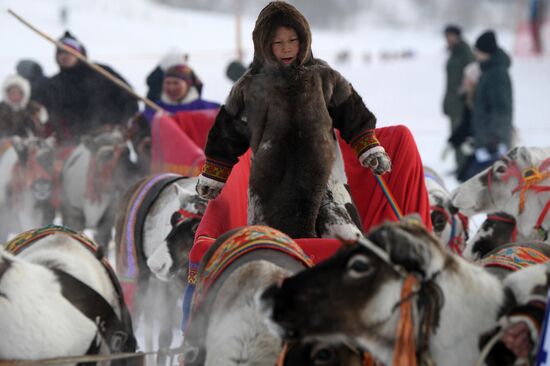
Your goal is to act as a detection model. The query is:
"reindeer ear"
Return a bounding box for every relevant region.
[369,224,431,277]
[11,136,28,163]
[11,136,24,154]
[174,183,196,205]
[82,135,95,151]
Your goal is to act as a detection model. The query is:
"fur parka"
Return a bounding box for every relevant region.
[202,2,378,238]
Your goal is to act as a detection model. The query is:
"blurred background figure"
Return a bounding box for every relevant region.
[0,74,50,138]
[442,24,474,178]
[143,63,219,122]
[529,0,547,55]
[16,59,49,103]
[446,60,481,182]
[464,30,513,179]
[145,51,188,101]
[41,31,138,145]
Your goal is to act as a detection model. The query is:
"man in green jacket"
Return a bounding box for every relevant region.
[443,25,474,175]
[463,30,513,179]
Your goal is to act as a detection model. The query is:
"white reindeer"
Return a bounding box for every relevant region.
[0,228,135,364]
[424,166,469,254]
[115,175,204,365]
[180,226,312,366]
[452,146,550,242]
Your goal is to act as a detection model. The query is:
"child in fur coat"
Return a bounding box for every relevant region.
[196,1,391,239]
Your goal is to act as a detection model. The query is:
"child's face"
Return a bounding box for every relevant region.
[7,86,24,105]
[271,26,300,66]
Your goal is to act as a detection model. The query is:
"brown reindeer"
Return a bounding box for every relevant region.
[259,220,548,366]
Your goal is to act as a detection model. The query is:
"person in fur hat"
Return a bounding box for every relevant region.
[41,31,138,144]
[142,63,219,122]
[0,74,51,138]
[195,1,391,239]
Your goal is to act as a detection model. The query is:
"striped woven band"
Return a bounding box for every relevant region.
[350,129,380,157]
[201,158,233,183]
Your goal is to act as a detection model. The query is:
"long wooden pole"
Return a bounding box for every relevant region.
[8,9,164,113]
[234,0,243,62]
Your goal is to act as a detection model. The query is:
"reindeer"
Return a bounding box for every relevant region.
[0,136,56,241]
[452,146,550,242]
[61,129,145,248]
[0,226,136,365]
[180,225,338,366]
[259,220,547,366]
[114,174,204,365]
[424,166,469,254]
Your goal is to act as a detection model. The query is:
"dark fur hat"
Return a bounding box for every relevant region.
[251,1,312,68]
[475,30,498,54]
[444,24,461,36]
[57,31,87,56]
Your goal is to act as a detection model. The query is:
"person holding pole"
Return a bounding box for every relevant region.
[40,31,138,144]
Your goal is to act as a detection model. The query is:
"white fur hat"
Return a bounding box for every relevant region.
[2,74,31,111]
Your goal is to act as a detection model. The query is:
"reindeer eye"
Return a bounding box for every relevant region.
[494,164,506,174]
[346,254,373,279]
[311,345,335,365]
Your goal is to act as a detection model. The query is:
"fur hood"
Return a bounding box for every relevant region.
[252,1,312,69]
[2,74,30,111]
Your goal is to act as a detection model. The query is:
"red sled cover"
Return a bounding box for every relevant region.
[150,109,217,176]
[191,124,431,267]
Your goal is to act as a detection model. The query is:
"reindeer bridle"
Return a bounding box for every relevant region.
[486,213,518,242]
[356,236,443,366]
[430,205,469,256]
[487,158,550,240]
[85,144,124,203]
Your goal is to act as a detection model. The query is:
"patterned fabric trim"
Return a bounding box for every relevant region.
[201,158,233,183]
[5,225,117,280]
[6,225,97,254]
[191,226,313,312]
[480,246,550,271]
[118,173,181,281]
[350,129,380,157]
[151,162,202,177]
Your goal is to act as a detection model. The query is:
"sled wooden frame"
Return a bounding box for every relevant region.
[0,345,184,366]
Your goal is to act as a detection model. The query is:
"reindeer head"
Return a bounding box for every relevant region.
[463,212,516,261]
[259,220,447,360]
[282,341,364,366]
[10,135,56,221]
[82,129,137,197]
[424,167,469,255]
[452,147,550,216]
[147,181,206,281]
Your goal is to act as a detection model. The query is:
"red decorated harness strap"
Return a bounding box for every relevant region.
[488,157,550,238]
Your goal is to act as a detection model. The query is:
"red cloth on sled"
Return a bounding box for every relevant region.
[191,125,431,266]
[172,109,218,150]
[150,110,217,176]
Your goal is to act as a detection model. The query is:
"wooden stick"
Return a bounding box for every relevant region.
[7,9,164,113]
[234,0,243,62]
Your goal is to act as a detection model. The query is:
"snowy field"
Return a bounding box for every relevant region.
[1,0,550,356]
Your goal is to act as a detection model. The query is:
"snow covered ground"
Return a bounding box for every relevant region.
[1,0,550,355]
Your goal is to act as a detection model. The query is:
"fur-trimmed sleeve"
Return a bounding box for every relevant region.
[202,79,250,183]
[328,70,379,158]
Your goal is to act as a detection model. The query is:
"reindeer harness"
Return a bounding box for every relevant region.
[488,157,550,240]
[5,225,136,354]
